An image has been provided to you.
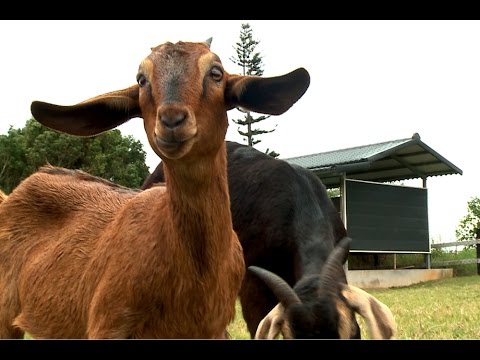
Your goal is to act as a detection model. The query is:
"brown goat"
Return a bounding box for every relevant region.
[0,39,310,339]
[0,190,6,204]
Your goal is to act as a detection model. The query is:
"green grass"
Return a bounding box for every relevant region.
[431,247,477,276]
[227,275,480,339]
[227,301,251,340]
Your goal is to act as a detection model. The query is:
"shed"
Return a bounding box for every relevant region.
[283,133,462,267]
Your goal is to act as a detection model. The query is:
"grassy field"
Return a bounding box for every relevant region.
[227,275,480,339]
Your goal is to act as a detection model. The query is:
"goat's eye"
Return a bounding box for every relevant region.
[210,66,223,81]
[137,74,148,87]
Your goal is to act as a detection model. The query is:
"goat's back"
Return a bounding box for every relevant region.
[0,166,140,338]
[226,141,344,272]
[1,166,138,240]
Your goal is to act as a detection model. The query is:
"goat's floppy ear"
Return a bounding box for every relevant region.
[341,284,397,339]
[255,304,285,339]
[31,85,141,137]
[225,67,310,115]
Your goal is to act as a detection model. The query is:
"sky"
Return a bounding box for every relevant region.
[1,20,479,243]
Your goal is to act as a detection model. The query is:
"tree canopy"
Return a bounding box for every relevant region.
[456,197,480,246]
[0,118,150,193]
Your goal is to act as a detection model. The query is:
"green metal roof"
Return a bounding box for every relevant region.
[284,133,463,188]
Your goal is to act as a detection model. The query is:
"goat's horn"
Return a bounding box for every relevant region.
[205,37,213,47]
[248,266,301,308]
[318,237,351,294]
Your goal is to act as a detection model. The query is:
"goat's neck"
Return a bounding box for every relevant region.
[162,144,233,269]
[164,144,230,202]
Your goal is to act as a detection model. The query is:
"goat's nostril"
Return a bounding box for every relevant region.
[160,111,187,129]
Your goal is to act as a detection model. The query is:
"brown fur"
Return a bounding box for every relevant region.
[0,40,310,339]
[0,190,6,204]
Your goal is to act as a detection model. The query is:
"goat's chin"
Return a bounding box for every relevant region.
[154,137,195,160]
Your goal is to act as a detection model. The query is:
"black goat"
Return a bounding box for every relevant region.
[142,141,396,339]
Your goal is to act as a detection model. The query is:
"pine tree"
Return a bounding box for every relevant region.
[230,23,279,157]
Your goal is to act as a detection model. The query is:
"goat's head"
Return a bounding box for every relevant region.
[30,39,310,162]
[249,238,396,339]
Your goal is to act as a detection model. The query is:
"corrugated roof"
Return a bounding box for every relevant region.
[283,133,463,188]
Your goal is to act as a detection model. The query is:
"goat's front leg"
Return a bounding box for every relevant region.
[87,304,137,339]
[86,285,137,339]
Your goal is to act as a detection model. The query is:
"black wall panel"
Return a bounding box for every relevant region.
[345,179,429,252]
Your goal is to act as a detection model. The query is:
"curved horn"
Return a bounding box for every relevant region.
[248,266,301,308]
[318,237,351,294]
[341,285,397,339]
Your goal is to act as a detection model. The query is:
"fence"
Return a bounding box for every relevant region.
[430,230,480,275]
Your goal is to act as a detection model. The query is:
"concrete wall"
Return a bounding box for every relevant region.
[346,269,453,289]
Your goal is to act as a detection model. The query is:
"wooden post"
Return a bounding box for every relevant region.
[476,228,480,276]
[425,253,431,269]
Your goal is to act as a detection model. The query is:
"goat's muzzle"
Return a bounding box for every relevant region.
[154,104,197,159]
[159,106,188,129]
